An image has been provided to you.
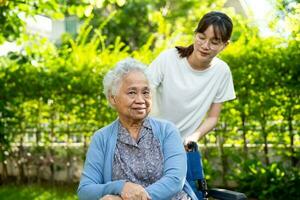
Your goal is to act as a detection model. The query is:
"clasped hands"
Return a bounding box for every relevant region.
[100,182,151,200]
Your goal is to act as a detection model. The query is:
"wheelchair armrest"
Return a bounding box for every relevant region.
[208,188,247,200]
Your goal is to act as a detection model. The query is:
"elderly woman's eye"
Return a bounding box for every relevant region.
[143,91,150,96]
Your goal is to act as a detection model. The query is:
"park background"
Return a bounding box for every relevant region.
[0,0,299,199]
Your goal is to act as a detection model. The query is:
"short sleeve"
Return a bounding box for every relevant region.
[213,69,236,103]
[146,51,166,89]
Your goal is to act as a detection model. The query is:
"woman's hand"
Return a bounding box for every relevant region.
[121,182,151,200]
[100,195,122,200]
[184,133,199,145]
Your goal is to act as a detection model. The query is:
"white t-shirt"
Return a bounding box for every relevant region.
[146,48,236,138]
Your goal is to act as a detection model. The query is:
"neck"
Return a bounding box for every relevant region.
[187,53,212,70]
[119,117,143,140]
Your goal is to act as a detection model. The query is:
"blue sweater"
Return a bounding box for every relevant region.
[77,117,198,200]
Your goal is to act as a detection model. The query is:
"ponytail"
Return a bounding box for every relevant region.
[175,44,194,58]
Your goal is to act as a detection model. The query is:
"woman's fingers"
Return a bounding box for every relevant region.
[100,195,122,200]
[121,182,150,200]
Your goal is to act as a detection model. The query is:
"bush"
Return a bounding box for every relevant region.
[236,160,300,199]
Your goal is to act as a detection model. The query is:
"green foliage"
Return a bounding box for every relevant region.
[0,0,300,198]
[235,160,300,199]
[0,0,65,43]
[0,17,128,152]
[0,184,77,200]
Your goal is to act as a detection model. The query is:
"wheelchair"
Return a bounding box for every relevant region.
[186,142,247,200]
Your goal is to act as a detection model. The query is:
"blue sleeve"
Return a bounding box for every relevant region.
[77,132,126,200]
[145,123,187,200]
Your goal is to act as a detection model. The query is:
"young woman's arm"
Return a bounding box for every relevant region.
[185,102,222,143]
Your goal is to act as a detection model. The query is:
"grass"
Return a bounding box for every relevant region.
[0,183,78,200]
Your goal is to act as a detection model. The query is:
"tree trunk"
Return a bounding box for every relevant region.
[217,124,228,187]
[288,112,296,166]
[262,124,269,165]
[18,136,25,183]
[49,104,55,184]
[1,160,8,183]
[241,112,248,159]
[35,100,42,146]
[83,135,88,160]
[203,136,209,160]
[0,147,8,183]
[66,114,72,183]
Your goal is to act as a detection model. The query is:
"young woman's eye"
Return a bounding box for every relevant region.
[211,39,221,45]
[198,36,205,40]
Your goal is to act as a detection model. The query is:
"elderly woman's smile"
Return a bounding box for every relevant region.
[110,71,152,122]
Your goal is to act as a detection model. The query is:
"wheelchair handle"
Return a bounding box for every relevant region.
[185,141,198,152]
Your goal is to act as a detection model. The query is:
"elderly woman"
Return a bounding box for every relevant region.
[77,58,197,200]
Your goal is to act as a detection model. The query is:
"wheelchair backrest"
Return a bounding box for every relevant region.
[186,142,208,200]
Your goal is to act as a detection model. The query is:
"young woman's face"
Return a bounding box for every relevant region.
[193,25,228,62]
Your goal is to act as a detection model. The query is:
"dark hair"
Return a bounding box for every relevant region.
[176,11,233,58]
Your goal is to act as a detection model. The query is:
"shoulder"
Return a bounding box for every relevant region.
[213,57,231,74]
[149,48,181,73]
[91,120,118,144]
[160,48,178,55]
[148,117,177,128]
[148,117,184,151]
[148,117,180,137]
[156,48,180,60]
[153,48,182,69]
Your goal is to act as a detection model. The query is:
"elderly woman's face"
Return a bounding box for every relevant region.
[110,71,151,122]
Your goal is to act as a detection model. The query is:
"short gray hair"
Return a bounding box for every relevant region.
[103,58,148,100]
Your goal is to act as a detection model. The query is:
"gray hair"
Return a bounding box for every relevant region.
[103,58,148,100]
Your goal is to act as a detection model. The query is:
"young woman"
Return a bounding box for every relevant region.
[147,11,235,143]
